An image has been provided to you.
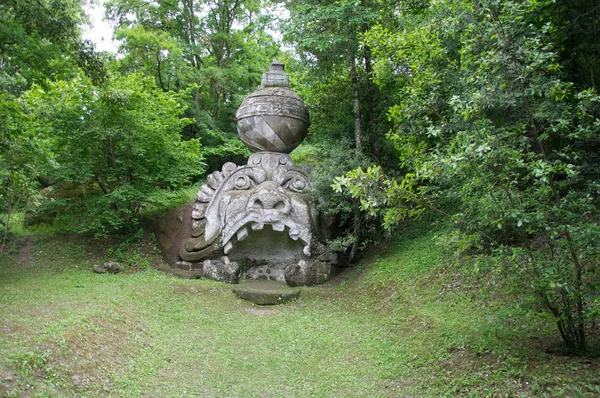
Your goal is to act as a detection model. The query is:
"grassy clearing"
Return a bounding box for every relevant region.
[0,223,598,397]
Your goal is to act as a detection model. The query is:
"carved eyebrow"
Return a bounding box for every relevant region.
[223,168,267,191]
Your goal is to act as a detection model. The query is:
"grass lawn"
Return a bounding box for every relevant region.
[0,226,598,397]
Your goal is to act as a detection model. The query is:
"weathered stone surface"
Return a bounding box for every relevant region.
[105,262,121,274]
[178,152,317,280]
[93,265,106,274]
[284,259,334,287]
[155,203,194,265]
[174,261,193,271]
[203,258,241,284]
[235,61,309,154]
[283,242,343,286]
[259,60,289,87]
[154,61,344,287]
[231,280,301,305]
[92,262,121,274]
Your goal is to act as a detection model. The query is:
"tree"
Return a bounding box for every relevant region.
[0,94,49,252]
[336,0,600,352]
[106,0,278,149]
[27,72,204,234]
[280,0,399,260]
[0,0,108,247]
[0,0,106,93]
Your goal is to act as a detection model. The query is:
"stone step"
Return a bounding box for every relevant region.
[231,280,301,305]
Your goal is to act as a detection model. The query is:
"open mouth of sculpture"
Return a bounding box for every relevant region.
[221,216,312,257]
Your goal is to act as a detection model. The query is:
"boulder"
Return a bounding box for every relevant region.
[92,262,121,274]
[203,258,241,284]
[105,262,121,274]
[92,265,106,274]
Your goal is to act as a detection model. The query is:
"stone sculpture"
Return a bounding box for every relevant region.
[161,61,341,286]
[236,61,309,153]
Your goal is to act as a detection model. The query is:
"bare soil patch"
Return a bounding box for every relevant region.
[16,236,33,266]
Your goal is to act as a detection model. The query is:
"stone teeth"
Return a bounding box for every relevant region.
[222,256,231,265]
[303,245,311,256]
[237,226,249,241]
[224,241,233,254]
[272,222,285,232]
[289,227,300,240]
[251,222,264,230]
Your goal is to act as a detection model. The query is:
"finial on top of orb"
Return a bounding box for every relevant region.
[235,61,309,154]
[259,59,290,88]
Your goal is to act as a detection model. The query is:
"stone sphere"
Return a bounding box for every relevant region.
[236,87,309,154]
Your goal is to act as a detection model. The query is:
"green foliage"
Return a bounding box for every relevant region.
[281,0,395,155]
[0,0,106,93]
[333,165,425,229]
[0,0,108,249]
[336,0,600,352]
[0,94,49,252]
[107,0,279,140]
[105,229,152,270]
[308,143,384,252]
[26,72,205,235]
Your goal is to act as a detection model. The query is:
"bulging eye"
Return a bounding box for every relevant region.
[290,178,306,191]
[234,175,254,190]
[283,173,310,193]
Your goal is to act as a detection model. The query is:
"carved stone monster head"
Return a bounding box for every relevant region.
[179,152,316,266]
[174,61,340,286]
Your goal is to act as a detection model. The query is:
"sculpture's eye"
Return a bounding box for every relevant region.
[234,175,254,190]
[290,178,306,191]
[283,173,310,193]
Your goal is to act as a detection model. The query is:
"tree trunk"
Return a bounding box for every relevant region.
[350,54,362,262]
[363,42,380,157]
[350,54,362,154]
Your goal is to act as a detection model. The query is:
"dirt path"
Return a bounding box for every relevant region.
[17,236,33,266]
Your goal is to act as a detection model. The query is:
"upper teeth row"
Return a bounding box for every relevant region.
[223,223,310,256]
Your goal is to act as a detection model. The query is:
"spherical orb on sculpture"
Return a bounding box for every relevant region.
[236,61,309,154]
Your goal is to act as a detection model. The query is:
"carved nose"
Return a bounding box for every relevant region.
[252,196,286,210]
[247,181,291,214]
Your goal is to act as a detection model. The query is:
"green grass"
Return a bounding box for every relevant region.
[0,223,598,397]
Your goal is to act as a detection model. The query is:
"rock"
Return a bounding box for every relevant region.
[236,61,309,153]
[232,280,301,305]
[93,265,106,274]
[203,259,241,284]
[155,203,195,265]
[105,262,121,274]
[174,261,193,271]
[284,260,308,287]
[285,259,333,287]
